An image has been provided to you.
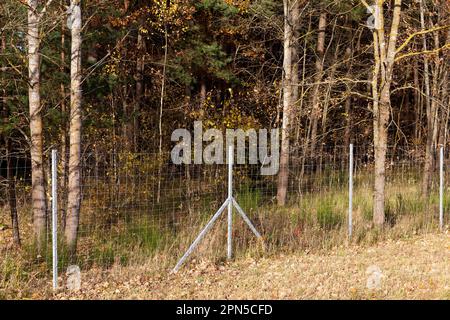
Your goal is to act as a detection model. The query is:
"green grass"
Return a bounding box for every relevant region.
[316,197,345,230]
[236,185,262,214]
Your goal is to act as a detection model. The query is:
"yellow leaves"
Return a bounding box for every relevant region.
[139,0,194,38]
[220,107,259,130]
[224,0,251,13]
[102,50,121,77]
[109,1,193,40]
[188,93,260,130]
[203,119,215,128]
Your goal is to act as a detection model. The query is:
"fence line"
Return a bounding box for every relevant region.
[0,144,448,286]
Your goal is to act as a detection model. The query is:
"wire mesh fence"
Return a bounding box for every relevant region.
[0,145,449,286]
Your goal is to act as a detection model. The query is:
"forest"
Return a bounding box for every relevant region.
[0,0,449,298]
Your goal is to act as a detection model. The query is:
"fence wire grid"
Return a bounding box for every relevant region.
[0,145,449,281]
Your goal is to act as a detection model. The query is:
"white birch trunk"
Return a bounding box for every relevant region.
[65,0,82,252]
[27,0,47,251]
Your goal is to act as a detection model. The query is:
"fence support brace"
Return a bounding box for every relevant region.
[172,146,262,273]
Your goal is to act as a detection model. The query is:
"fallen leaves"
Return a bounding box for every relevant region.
[3,233,449,300]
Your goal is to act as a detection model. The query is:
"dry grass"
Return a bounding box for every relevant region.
[1,168,448,299]
[6,232,445,300]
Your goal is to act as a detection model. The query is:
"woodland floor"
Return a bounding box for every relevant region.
[18,232,448,300]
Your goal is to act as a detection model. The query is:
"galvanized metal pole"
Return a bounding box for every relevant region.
[348,144,353,239]
[172,145,262,272]
[51,149,58,290]
[227,146,233,260]
[439,146,444,231]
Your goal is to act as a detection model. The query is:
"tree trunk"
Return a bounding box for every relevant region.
[6,138,21,246]
[27,0,47,251]
[121,84,133,150]
[413,58,422,144]
[319,33,340,165]
[199,79,206,114]
[134,30,145,151]
[373,92,389,226]
[369,0,402,226]
[309,12,327,155]
[441,30,450,148]
[1,41,20,245]
[420,0,434,196]
[66,0,82,253]
[344,97,351,147]
[438,31,449,148]
[157,22,168,204]
[60,13,68,230]
[277,0,299,206]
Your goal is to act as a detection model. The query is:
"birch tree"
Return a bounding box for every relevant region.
[65,0,82,252]
[277,0,300,206]
[309,12,327,155]
[59,0,68,230]
[420,0,435,196]
[362,0,402,226]
[27,0,47,250]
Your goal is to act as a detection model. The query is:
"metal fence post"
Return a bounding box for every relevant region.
[51,149,58,290]
[227,146,233,260]
[172,145,261,272]
[439,146,444,231]
[348,144,353,239]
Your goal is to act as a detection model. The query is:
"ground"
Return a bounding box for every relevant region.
[36,232,449,300]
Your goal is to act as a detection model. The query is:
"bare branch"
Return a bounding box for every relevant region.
[396,24,450,54]
[395,43,450,62]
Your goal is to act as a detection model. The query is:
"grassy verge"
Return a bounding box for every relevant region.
[1,168,448,298]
